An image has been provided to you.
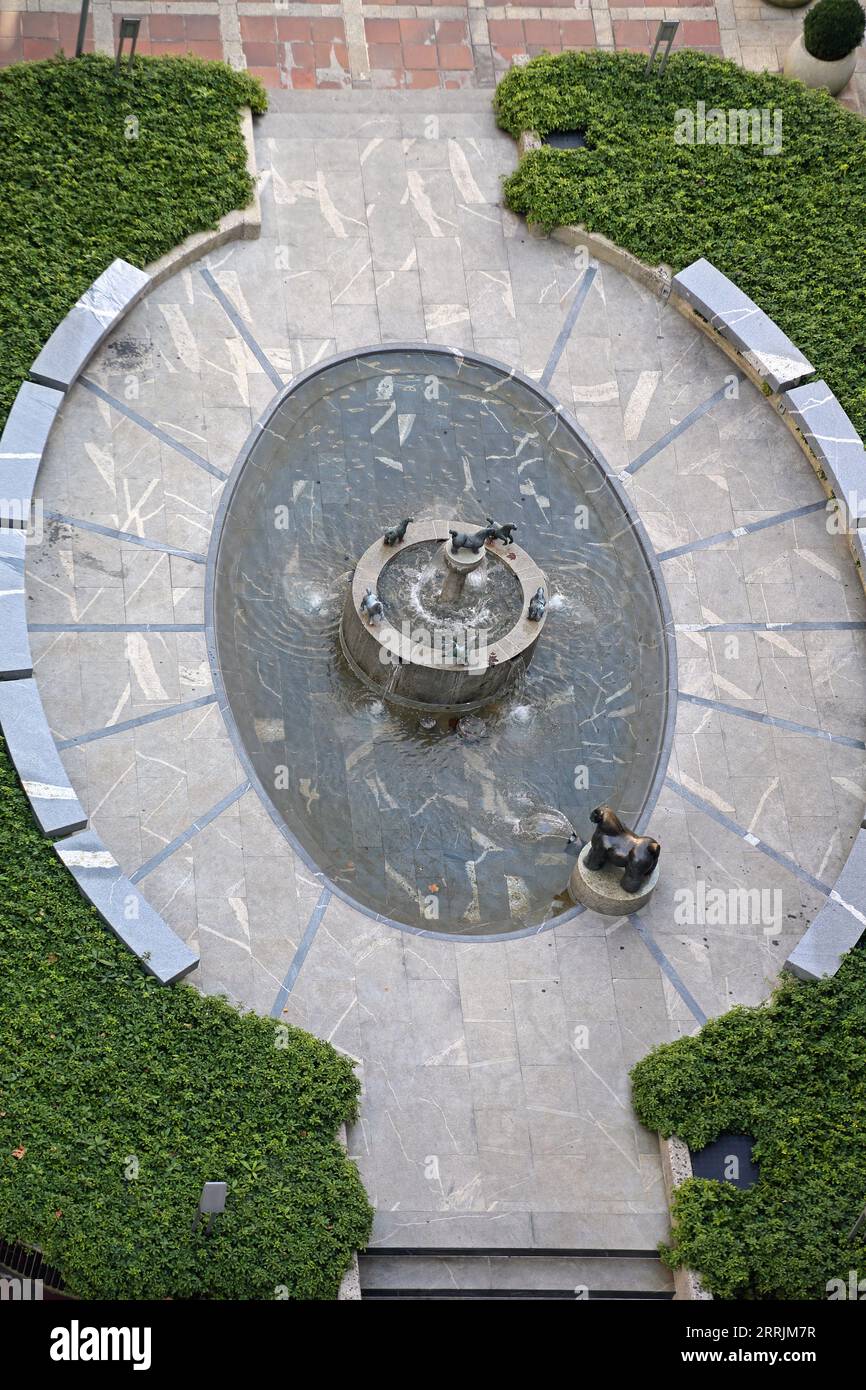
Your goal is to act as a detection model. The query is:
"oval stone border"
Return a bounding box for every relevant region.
[204,342,678,944]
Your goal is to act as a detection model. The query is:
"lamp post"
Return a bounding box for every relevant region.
[848,1202,866,1240]
[644,20,680,79]
[74,0,89,58]
[115,17,142,76]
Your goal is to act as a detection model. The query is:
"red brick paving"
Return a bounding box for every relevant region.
[364,16,476,88]
[0,5,756,85]
[108,13,222,59]
[612,17,721,54]
[239,15,350,90]
[0,11,94,63]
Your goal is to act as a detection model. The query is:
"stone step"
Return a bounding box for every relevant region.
[359,1252,674,1299]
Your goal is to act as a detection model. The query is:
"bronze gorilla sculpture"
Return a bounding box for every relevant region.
[585,805,660,893]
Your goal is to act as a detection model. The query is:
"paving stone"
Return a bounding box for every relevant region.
[673,257,814,392]
[20,89,866,1248]
[0,677,87,837]
[30,259,151,392]
[55,829,198,984]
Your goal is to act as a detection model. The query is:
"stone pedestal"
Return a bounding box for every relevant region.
[567,843,659,915]
[443,540,486,575]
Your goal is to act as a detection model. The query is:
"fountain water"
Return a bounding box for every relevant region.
[212,346,672,935]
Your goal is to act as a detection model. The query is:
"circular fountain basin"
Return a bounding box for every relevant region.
[209,346,675,938]
[339,518,547,712]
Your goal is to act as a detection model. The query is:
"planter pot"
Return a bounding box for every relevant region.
[783,33,858,94]
[763,0,809,7]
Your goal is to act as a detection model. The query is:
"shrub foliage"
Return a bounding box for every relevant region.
[0,738,372,1299]
[804,0,866,62]
[495,50,866,440]
[0,54,372,1299]
[0,52,267,431]
[630,950,866,1299]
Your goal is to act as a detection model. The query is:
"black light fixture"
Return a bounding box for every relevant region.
[115,17,142,76]
[644,20,680,78]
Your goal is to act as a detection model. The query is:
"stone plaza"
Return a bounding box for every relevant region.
[10,82,866,1295]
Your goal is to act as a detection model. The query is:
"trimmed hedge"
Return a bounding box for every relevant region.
[804,0,865,62]
[495,50,866,440]
[0,54,373,1299]
[0,742,372,1298]
[630,948,866,1300]
[0,52,267,432]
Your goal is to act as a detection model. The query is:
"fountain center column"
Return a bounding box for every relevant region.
[441,537,486,604]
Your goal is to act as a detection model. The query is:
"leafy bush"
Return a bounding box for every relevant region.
[804,0,866,61]
[630,949,866,1299]
[0,54,373,1299]
[0,52,267,432]
[0,737,372,1298]
[495,50,866,440]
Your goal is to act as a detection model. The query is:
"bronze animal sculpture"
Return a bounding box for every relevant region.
[360,587,384,624]
[449,526,493,555]
[485,518,518,545]
[527,586,546,621]
[585,806,660,893]
[383,517,413,546]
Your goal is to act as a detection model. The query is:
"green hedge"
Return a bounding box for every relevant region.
[0,54,373,1299]
[630,948,866,1299]
[495,50,866,441]
[0,52,267,431]
[0,742,372,1298]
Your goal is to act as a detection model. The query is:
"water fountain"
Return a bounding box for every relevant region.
[338,517,548,712]
[211,346,674,936]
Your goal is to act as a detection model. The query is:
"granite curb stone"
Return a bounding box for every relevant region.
[785,830,866,981]
[0,678,87,838]
[0,529,32,679]
[781,380,866,526]
[672,257,814,393]
[29,259,151,393]
[0,381,65,524]
[54,829,199,985]
[658,1136,712,1300]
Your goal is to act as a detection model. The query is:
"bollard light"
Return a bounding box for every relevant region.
[644,20,680,79]
[115,17,142,77]
[192,1181,228,1235]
